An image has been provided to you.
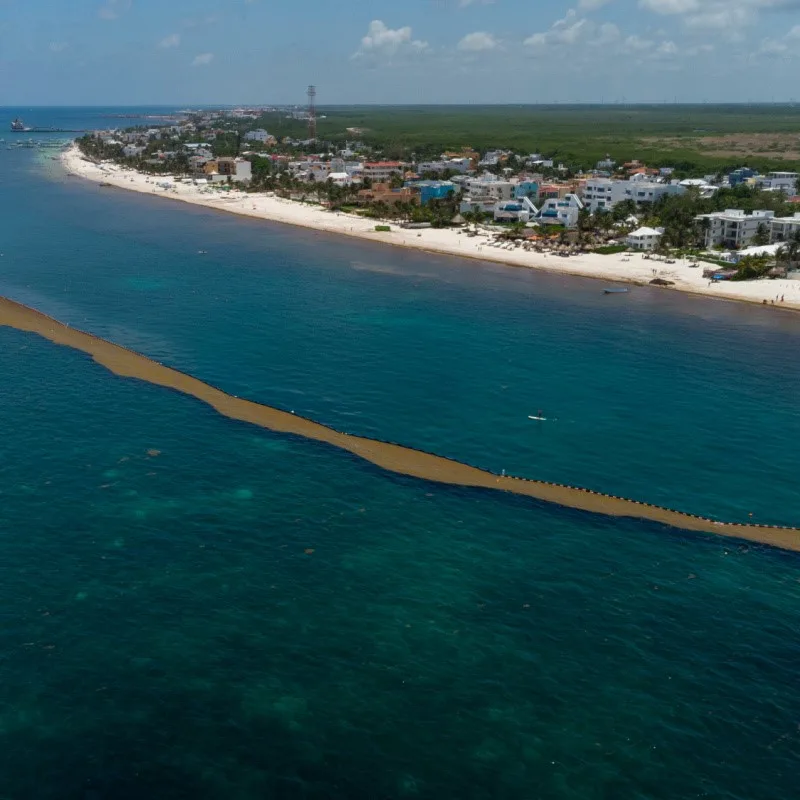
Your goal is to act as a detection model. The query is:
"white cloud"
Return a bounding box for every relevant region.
[655,39,679,56]
[191,52,214,66]
[640,0,800,32]
[525,10,620,50]
[158,33,181,49]
[458,31,499,51]
[639,0,698,12]
[685,43,715,55]
[623,34,654,51]
[98,0,131,20]
[579,0,614,9]
[596,22,622,44]
[525,9,681,65]
[353,20,428,60]
[459,0,498,6]
[753,24,800,57]
[758,37,788,53]
[49,41,69,53]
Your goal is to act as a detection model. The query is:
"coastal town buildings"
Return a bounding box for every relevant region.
[770,212,800,242]
[327,172,353,187]
[755,172,798,195]
[363,161,406,182]
[443,149,480,170]
[244,129,273,144]
[357,183,417,206]
[536,194,584,228]
[79,109,800,267]
[405,180,458,205]
[463,176,516,202]
[581,177,686,212]
[695,209,775,249]
[728,168,756,186]
[619,178,686,207]
[582,178,615,213]
[494,198,538,223]
[204,157,252,183]
[122,144,146,158]
[416,157,472,175]
[626,226,664,251]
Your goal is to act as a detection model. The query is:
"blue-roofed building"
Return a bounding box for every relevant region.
[405,180,458,205]
[494,197,538,223]
[728,167,758,187]
[514,180,539,200]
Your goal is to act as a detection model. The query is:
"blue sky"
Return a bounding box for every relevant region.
[2,0,800,105]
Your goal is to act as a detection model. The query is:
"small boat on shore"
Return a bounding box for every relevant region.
[603,287,629,294]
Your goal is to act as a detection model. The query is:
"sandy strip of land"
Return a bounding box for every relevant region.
[1,293,798,551]
[61,145,800,311]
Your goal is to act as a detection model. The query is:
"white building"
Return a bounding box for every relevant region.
[459,176,519,214]
[618,179,686,206]
[288,160,332,181]
[581,178,686,213]
[679,178,718,198]
[244,129,272,143]
[209,157,252,183]
[732,243,784,262]
[122,144,146,158]
[479,150,506,167]
[582,178,616,213]
[626,226,664,251]
[363,161,406,182]
[416,157,472,175]
[695,209,775,249]
[756,172,798,195]
[460,196,499,214]
[327,172,353,187]
[493,198,538,223]
[463,176,516,202]
[536,194,584,228]
[770,212,800,243]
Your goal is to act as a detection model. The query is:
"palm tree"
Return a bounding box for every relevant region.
[778,231,800,271]
[696,216,711,249]
[593,209,613,238]
[752,223,770,246]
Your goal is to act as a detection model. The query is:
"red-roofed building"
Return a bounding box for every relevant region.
[357,183,417,206]
[538,183,571,200]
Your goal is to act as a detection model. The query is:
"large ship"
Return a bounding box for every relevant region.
[11,118,31,132]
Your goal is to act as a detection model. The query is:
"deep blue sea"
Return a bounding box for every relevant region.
[1,109,799,799]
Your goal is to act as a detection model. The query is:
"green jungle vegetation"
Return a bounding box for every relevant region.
[253,104,800,174]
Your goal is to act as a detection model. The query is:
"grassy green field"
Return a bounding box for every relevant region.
[256,104,800,174]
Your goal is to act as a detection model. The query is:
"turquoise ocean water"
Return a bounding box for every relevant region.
[0,113,799,798]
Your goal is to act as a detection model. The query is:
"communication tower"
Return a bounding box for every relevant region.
[307,85,317,140]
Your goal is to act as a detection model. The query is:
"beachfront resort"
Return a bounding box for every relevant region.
[68,106,800,308]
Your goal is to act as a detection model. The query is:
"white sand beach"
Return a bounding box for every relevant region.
[61,144,800,311]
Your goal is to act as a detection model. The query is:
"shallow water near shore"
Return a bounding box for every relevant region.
[1,129,799,797]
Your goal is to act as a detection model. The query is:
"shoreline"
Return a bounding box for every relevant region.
[1,293,798,552]
[60,144,800,312]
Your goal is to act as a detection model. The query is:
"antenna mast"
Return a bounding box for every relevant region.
[307,85,317,141]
